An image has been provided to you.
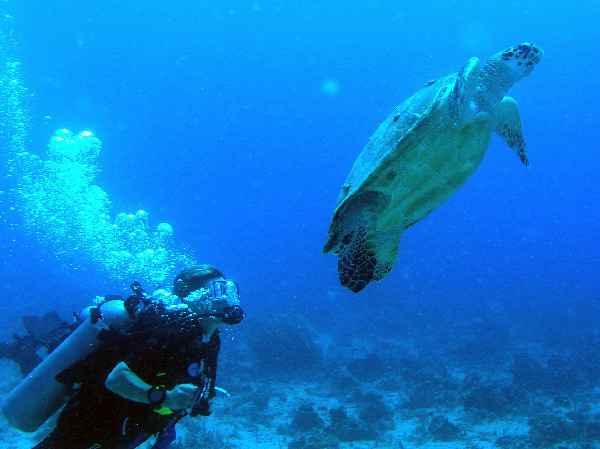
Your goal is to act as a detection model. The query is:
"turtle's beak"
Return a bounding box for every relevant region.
[520,43,543,64]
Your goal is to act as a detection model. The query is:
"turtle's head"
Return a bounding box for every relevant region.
[476,42,543,111]
[499,43,543,78]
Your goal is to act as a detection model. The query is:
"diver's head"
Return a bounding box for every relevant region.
[173,265,225,299]
[173,265,244,326]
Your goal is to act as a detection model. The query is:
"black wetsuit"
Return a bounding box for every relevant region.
[33,304,220,449]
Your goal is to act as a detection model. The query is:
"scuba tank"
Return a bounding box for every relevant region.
[1,294,138,432]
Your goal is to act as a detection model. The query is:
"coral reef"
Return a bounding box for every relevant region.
[346,352,387,382]
[288,431,339,449]
[510,352,587,395]
[527,414,579,447]
[354,392,393,424]
[510,352,548,391]
[463,385,512,416]
[248,312,323,375]
[324,407,379,442]
[290,403,325,432]
[494,435,529,449]
[404,377,461,410]
[426,415,465,442]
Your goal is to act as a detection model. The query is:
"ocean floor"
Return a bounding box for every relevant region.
[2,317,600,449]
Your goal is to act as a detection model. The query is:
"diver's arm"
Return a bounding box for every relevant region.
[105,361,196,409]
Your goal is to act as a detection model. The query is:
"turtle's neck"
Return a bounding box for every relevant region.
[475,54,523,114]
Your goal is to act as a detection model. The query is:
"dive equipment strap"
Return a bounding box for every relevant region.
[90,307,109,331]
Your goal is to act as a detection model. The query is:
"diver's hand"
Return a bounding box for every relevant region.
[163,383,197,410]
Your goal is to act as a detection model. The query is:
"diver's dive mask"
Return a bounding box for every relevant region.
[184,280,244,324]
[211,280,239,302]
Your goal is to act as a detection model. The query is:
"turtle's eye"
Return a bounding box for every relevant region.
[342,234,353,245]
[501,51,514,61]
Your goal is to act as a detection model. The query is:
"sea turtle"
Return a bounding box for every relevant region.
[323,42,543,293]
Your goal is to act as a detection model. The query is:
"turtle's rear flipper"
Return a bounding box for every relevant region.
[494,96,529,166]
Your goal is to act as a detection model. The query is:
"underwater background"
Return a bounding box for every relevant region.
[1,0,599,448]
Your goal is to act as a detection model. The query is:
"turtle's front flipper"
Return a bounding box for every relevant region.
[494,96,529,166]
[337,221,377,293]
[337,216,401,293]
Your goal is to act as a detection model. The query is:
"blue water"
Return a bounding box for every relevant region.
[1,0,599,347]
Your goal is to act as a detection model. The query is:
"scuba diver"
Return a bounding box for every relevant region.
[28,264,244,449]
